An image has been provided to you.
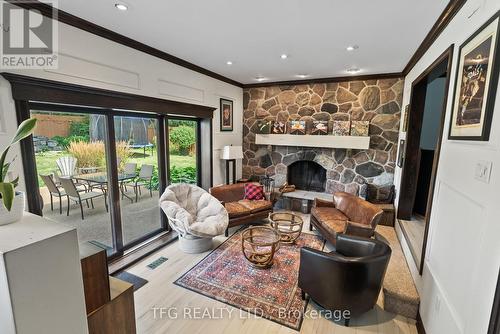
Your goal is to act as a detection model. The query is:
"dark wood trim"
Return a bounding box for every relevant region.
[157,116,168,230]
[489,268,500,334]
[419,45,454,275]
[402,0,466,75]
[397,46,453,274]
[108,231,178,275]
[243,72,403,88]
[416,311,427,334]
[6,0,243,88]
[1,73,216,118]
[14,100,43,215]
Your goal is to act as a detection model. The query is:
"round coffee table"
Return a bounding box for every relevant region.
[241,226,280,269]
[268,212,303,244]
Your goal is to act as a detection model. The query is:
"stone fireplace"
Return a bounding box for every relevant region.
[242,77,404,201]
[288,160,326,192]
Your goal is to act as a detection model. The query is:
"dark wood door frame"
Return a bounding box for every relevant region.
[397,45,454,274]
[489,268,500,334]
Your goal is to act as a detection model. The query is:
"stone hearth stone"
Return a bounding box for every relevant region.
[321,103,338,113]
[359,86,381,111]
[356,162,385,178]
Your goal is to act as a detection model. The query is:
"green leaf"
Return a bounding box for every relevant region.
[0,182,15,211]
[11,118,37,145]
[0,148,9,183]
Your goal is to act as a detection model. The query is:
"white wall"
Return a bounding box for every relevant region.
[0,8,243,188]
[394,1,500,333]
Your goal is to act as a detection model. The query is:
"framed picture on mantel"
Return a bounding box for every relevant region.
[449,11,500,141]
[220,98,233,131]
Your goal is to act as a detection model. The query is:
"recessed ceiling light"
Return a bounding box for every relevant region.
[226,61,233,65]
[346,67,361,74]
[255,77,267,82]
[280,54,288,59]
[115,3,128,10]
[296,74,309,79]
[346,45,359,51]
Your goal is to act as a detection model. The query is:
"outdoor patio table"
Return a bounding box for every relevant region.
[73,173,137,203]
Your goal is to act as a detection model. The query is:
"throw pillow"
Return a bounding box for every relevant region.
[244,183,264,200]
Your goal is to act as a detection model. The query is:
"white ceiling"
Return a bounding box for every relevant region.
[57,0,449,85]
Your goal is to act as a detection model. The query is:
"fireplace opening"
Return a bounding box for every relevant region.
[288,160,326,192]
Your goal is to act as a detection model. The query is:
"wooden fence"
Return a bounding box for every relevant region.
[32,114,86,138]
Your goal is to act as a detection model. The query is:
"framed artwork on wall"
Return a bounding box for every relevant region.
[332,121,350,136]
[449,11,500,141]
[220,98,233,131]
[311,121,328,135]
[256,120,272,134]
[272,121,287,134]
[289,120,306,135]
[350,121,369,136]
[397,139,406,168]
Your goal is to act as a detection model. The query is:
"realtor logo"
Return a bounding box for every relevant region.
[0,1,58,69]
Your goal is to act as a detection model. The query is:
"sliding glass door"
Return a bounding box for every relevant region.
[26,104,203,257]
[167,118,199,185]
[113,115,163,246]
[30,109,116,253]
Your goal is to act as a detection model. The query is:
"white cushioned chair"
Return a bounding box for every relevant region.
[159,183,229,253]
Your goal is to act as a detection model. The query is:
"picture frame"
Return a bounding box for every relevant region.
[397,139,406,168]
[256,120,272,134]
[289,120,306,135]
[332,121,350,136]
[449,11,500,141]
[272,121,287,134]
[350,121,370,136]
[311,121,328,135]
[220,98,233,132]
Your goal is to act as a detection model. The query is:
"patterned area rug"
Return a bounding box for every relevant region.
[174,229,324,330]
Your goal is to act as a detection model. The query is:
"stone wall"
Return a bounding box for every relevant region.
[242,77,404,200]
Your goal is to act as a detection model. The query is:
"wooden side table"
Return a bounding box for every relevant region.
[268,212,303,244]
[241,226,280,269]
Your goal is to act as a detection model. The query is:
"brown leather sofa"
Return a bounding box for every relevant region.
[209,183,273,236]
[310,192,383,245]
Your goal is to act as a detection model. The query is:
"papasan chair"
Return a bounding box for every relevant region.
[159,183,229,253]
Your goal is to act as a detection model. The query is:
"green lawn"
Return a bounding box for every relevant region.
[35,148,196,186]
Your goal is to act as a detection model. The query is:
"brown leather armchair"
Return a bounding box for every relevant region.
[298,234,391,326]
[310,192,383,245]
[209,183,273,236]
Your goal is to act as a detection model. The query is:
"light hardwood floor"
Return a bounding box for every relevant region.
[127,213,418,334]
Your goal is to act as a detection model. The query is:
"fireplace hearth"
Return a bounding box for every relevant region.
[288,160,326,192]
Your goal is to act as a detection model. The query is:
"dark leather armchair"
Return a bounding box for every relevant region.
[298,234,391,326]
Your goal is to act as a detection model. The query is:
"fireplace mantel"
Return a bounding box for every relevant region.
[255,134,370,149]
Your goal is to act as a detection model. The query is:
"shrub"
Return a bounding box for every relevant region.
[170,166,196,184]
[116,141,132,171]
[70,116,90,137]
[68,141,105,168]
[169,126,195,155]
[52,135,89,148]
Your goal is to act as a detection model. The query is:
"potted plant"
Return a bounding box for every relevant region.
[0,118,37,225]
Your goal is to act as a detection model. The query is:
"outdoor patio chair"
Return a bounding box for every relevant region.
[133,164,154,202]
[41,174,87,214]
[59,177,108,220]
[56,156,78,176]
[40,174,66,214]
[56,156,88,190]
[120,162,137,194]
